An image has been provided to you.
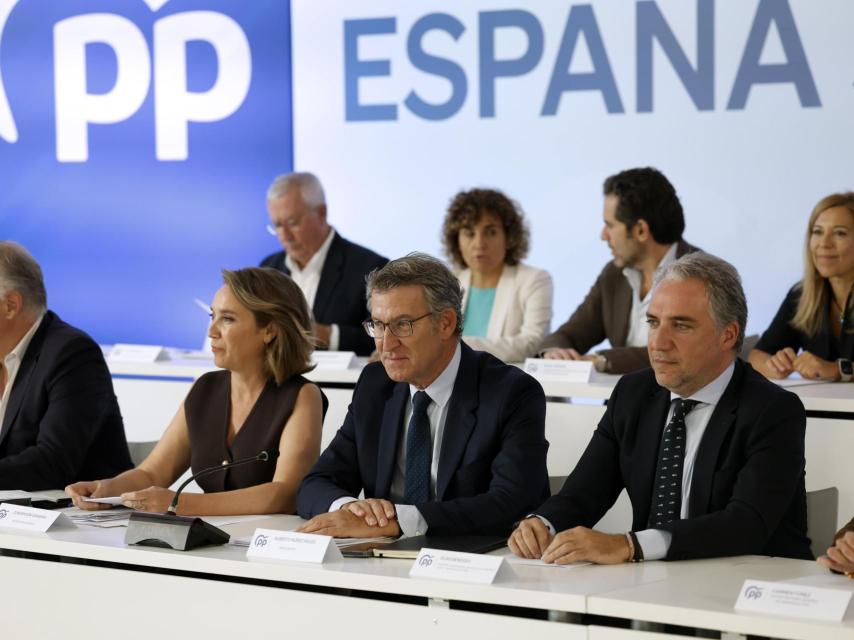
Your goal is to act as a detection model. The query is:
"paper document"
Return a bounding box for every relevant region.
[773,377,830,388]
[82,496,124,505]
[506,557,591,569]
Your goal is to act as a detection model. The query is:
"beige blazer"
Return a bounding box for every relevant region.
[456,263,553,363]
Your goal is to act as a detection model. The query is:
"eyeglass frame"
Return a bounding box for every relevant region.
[362,312,434,338]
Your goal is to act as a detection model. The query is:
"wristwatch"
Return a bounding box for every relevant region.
[838,358,853,382]
[593,353,609,373]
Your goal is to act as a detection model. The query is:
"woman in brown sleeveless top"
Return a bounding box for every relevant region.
[67,268,326,516]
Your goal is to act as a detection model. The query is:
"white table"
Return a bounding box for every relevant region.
[1,517,852,639]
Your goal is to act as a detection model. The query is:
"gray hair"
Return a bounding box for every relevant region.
[655,252,747,352]
[266,172,326,209]
[366,253,463,336]
[0,241,47,313]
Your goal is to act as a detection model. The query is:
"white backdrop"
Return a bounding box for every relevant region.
[289,0,854,342]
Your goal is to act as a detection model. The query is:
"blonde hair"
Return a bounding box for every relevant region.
[221,267,315,384]
[792,192,854,336]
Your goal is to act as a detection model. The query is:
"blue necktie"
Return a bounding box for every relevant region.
[404,390,432,505]
[648,398,700,528]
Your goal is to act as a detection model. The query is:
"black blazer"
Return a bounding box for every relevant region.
[261,232,387,355]
[297,343,550,535]
[538,359,812,560]
[0,312,133,490]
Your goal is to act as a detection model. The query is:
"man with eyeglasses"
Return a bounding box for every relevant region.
[296,253,549,538]
[261,172,387,356]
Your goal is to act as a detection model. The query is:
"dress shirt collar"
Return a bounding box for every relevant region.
[285,227,336,275]
[622,242,679,296]
[4,312,44,370]
[409,342,462,410]
[670,359,735,406]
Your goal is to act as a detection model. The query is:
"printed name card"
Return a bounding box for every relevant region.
[523,358,593,382]
[246,528,343,564]
[0,503,75,533]
[108,343,170,363]
[409,548,515,585]
[735,579,853,621]
[311,351,356,370]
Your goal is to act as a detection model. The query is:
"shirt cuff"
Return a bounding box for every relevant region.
[329,496,357,513]
[635,528,672,561]
[328,324,340,351]
[395,504,428,537]
[534,515,556,536]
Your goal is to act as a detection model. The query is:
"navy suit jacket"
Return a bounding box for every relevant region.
[261,232,387,356]
[297,343,550,535]
[0,311,133,490]
[537,359,812,560]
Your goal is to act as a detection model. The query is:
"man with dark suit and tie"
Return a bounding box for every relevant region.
[261,172,387,356]
[512,252,812,563]
[540,167,698,374]
[0,242,132,490]
[297,253,549,538]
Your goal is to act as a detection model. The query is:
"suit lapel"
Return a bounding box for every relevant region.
[312,233,344,319]
[436,345,478,500]
[688,362,742,517]
[375,382,408,497]
[632,385,671,526]
[486,265,516,340]
[0,313,53,447]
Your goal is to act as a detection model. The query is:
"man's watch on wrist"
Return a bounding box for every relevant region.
[593,354,609,373]
[838,358,853,382]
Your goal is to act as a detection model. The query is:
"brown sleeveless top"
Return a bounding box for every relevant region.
[184,371,325,493]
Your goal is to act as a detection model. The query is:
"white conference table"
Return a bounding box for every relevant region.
[1,515,853,639]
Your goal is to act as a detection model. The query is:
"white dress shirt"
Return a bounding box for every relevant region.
[285,227,341,350]
[622,243,678,347]
[330,342,463,537]
[0,313,44,429]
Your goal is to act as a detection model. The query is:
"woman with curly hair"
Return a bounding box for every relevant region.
[442,188,552,363]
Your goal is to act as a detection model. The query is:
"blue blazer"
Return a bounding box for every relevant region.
[261,232,387,356]
[0,311,133,490]
[297,343,549,535]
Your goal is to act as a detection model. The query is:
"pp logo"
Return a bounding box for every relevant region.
[744,585,763,600]
[0,0,251,161]
[254,534,268,548]
[418,554,433,567]
[0,508,8,520]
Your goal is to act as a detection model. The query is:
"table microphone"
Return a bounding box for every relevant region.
[124,449,279,551]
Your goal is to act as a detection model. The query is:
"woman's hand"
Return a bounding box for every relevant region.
[766,347,797,378]
[65,480,113,511]
[121,486,177,513]
[793,351,839,380]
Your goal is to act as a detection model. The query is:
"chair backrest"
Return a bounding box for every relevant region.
[548,475,566,496]
[807,486,839,559]
[739,333,759,360]
[127,441,157,467]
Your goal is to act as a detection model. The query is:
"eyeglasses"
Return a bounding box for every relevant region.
[363,312,433,338]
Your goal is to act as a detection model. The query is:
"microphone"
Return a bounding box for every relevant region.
[167,449,280,514]
[124,449,279,551]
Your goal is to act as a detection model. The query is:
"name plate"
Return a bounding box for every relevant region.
[735,579,853,621]
[311,351,356,370]
[109,343,170,363]
[523,358,593,382]
[0,503,75,533]
[409,548,515,585]
[246,528,343,564]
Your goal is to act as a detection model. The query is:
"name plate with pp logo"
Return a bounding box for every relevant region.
[0,503,75,533]
[409,548,515,585]
[735,579,853,621]
[246,528,343,564]
[523,358,593,382]
[311,351,356,370]
[108,343,171,363]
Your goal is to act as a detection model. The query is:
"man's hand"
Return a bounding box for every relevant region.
[344,498,397,527]
[314,323,332,349]
[541,526,631,565]
[297,508,401,538]
[818,531,854,574]
[508,517,554,559]
[793,351,838,381]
